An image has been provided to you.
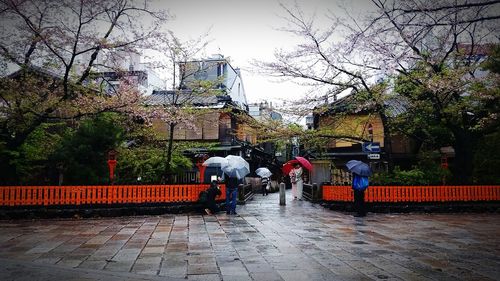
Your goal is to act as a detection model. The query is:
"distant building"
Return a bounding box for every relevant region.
[305,114,314,130]
[248,101,282,121]
[179,54,248,111]
[91,50,163,96]
[247,101,284,171]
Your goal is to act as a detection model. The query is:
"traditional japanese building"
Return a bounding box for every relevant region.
[145,55,260,183]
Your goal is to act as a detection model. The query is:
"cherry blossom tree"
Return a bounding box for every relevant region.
[0,0,214,184]
[0,0,174,149]
[257,0,500,183]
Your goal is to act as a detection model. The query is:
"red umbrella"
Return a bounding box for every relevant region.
[282,157,313,174]
[282,160,299,174]
[295,156,313,171]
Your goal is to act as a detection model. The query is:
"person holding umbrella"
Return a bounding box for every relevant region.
[261,176,270,196]
[290,163,304,200]
[221,155,250,215]
[224,172,241,215]
[346,160,371,217]
[282,157,312,201]
[256,167,272,196]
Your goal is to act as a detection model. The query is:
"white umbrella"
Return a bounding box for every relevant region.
[202,156,229,168]
[222,155,250,179]
[256,167,272,178]
[202,156,230,181]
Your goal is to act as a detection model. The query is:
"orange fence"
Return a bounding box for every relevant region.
[0,184,226,207]
[322,185,500,202]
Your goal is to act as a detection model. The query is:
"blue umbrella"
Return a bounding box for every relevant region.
[346,160,372,177]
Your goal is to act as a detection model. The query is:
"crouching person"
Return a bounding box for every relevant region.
[204,180,221,215]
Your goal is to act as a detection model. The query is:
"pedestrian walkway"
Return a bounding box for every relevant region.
[0,190,499,281]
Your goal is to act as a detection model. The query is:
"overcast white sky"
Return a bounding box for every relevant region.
[156,0,373,106]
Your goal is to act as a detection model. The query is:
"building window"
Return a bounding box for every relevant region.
[217,62,223,77]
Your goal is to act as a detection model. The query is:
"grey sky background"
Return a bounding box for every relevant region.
[155,0,374,105]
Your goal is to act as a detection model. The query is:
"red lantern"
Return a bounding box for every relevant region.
[441,156,448,169]
[107,150,118,185]
[195,154,208,183]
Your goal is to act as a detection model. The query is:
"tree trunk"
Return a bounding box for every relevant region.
[165,122,176,180]
[380,113,394,172]
[452,130,478,184]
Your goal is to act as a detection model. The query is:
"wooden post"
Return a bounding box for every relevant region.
[279,182,286,206]
[237,183,245,204]
[312,183,319,202]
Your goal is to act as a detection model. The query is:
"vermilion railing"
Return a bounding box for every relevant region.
[0,184,226,207]
[322,185,500,202]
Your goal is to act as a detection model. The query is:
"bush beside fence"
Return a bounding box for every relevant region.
[322,185,500,202]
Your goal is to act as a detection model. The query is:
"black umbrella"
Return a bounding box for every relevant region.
[346,160,372,177]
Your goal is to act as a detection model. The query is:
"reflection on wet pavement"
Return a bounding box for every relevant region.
[0,190,499,281]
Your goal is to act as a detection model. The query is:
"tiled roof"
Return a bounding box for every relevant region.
[145,90,230,109]
[457,43,495,56]
[7,64,63,80]
[320,93,407,117]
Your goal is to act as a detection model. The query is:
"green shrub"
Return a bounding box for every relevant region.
[473,132,500,184]
[372,164,451,186]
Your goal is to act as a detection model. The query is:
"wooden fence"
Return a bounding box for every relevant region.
[0,184,226,207]
[302,183,314,201]
[322,185,500,202]
[237,183,254,205]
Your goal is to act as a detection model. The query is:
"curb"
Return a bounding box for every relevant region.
[320,201,500,213]
[0,201,226,220]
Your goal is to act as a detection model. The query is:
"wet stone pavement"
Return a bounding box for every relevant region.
[0,190,499,281]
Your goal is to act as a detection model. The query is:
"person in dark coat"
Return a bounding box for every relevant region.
[224,173,240,215]
[204,180,221,215]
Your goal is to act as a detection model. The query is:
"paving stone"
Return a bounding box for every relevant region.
[131,256,162,274]
[78,260,107,270]
[219,264,248,276]
[0,258,186,281]
[57,258,84,267]
[159,259,187,278]
[104,260,134,272]
[140,246,165,255]
[219,275,252,281]
[33,256,62,264]
[187,263,219,275]
[186,273,221,280]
